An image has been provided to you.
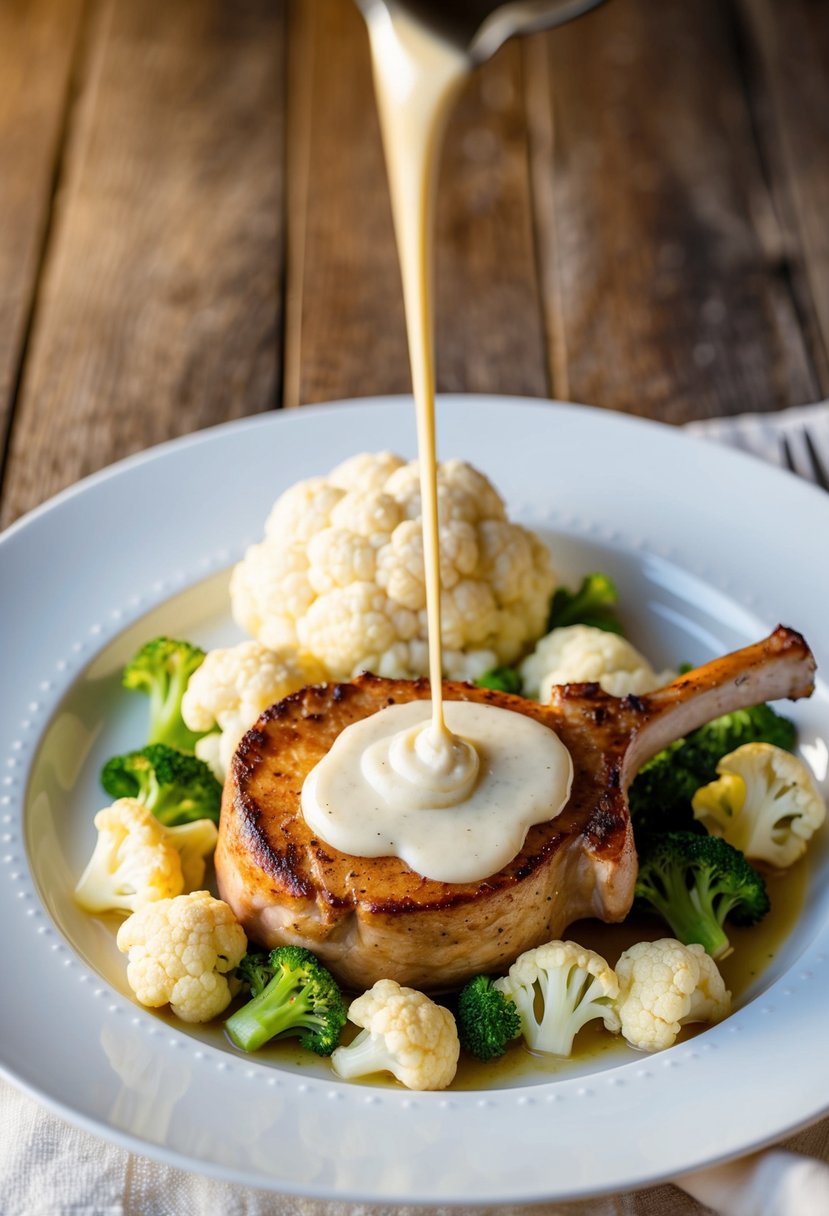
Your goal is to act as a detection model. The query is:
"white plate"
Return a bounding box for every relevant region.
[2,395,828,1204]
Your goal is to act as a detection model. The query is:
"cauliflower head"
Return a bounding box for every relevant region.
[692,742,826,869]
[230,452,555,681]
[74,799,218,915]
[330,978,459,1090]
[181,639,325,780]
[615,938,731,1052]
[520,625,675,701]
[494,940,620,1056]
[116,890,247,1022]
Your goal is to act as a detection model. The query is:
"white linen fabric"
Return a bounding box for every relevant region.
[4,399,829,1216]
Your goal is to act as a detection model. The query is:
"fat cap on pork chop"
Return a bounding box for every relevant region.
[215,626,815,991]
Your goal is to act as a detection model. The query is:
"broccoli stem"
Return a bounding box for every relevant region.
[149,669,191,749]
[225,970,328,1052]
[642,866,731,959]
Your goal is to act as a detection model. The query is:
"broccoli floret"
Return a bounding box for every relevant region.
[225,946,346,1056]
[547,573,623,635]
[629,704,796,842]
[474,666,523,695]
[681,704,796,772]
[235,950,276,998]
[123,637,207,752]
[628,743,706,838]
[456,974,521,1061]
[100,743,221,826]
[635,831,769,959]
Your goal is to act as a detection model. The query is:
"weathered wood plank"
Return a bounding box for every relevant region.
[435,38,548,398]
[286,0,547,409]
[738,0,829,394]
[525,0,819,423]
[0,0,285,528]
[0,0,85,458]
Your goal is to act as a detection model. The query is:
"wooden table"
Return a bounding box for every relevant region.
[1,0,827,531]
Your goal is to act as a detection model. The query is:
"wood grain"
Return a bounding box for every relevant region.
[739,0,829,394]
[0,0,86,466]
[0,0,285,527]
[435,38,548,398]
[2,0,829,532]
[525,0,820,423]
[285,0,548,409]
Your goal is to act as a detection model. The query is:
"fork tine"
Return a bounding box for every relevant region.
[780,433,799,476]
[803,429,829,492]
[779,430,829,491]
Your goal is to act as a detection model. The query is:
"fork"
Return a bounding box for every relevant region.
[780,430,829,491]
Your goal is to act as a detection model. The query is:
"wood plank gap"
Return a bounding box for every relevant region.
[282,0,317,409]
[522,0,817,421]
[522,33,565,402]
[0,0,98,503]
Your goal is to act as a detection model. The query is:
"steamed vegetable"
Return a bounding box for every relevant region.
[692,742,825,868]
[494,941,620,1057]
[614,938,731,1051]
[330,979,459,1090]
[520,624,675,701]
[74,799,218,914]
[225,946,346,1056]
[229,452,555,682]
[180,639,326,779]
[456,974,522,1061]
[122,637,207,752]
[634,831,769,959]
[100,743,221,826]
[116,891,247,1022]
[547,572,623,634]
[629,703,797,840]
[474,665,523,694]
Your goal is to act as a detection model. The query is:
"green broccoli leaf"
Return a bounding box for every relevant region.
[474,666,523,695]
[547,573,623,635]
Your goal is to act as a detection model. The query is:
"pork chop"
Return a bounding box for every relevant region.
[215,626,815,990]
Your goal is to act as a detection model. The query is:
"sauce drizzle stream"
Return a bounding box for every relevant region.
[301,5,572,880]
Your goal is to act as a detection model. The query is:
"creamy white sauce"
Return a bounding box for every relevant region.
[300,4,572,882]
[302,700,572,883]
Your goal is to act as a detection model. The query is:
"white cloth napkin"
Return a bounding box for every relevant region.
[4,400,829,1216]
[684,398,829,479]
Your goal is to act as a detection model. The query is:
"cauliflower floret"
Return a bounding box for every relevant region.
[307,527,379,592]
[264,477,346,543]
[330,979,459,1091]
[297,583,417,676]
[181,640,325,780]
[229,542,314,652]
[116,890,247,1023]
[230,453,555,679]
[74,799,218,915]
[328,450,406,494]
[615,938,731,1052]
[692,742,826,868]
[520,624,675,701]
[494,940,620,1057]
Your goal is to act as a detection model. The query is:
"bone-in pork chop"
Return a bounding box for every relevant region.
[215,627,815,990]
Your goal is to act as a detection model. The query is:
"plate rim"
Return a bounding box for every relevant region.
[2,392,829,1204]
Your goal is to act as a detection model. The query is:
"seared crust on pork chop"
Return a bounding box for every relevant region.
[215,626,815,990]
